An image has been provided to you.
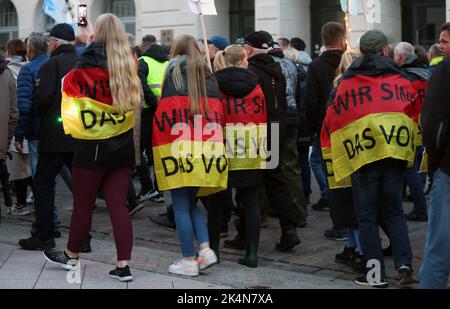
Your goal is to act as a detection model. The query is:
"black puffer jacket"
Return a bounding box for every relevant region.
[304,50,343,135]
[215,67,264,188]
[36,44,78,153]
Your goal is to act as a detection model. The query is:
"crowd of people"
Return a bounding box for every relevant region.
[0,13,449,288]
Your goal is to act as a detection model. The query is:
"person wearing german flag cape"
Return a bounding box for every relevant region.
[44,14,141,282]
[207,44,267,268]
[152,35,224,277]
[321,30,419,287]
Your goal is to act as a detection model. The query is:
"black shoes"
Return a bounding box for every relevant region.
[405,212,428,222]
[19,236,55,251]
[43,250,79,270]
[355,275,389,288]
[109,265,134,282]
[275,230,301,252]
[223,236,246,250]
[148,213,176,232]
[238,243,258,268]
[312,198,328,211]
[335,246,356,265]
[128,202,145,217]
[398,265,418,286]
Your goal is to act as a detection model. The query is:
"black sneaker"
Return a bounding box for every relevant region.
[405,212,428,222]
[43,250,79,270]
[19,236,55,251]
[312,198,328,211]
[128,202,145,217]
[150,193,165,204]
[223,236,246,250]
[355,275,389,288]
[138,189,160,203]
[109,265,134,282]
[351,253,365,274]
[398,266,418,285]
[81,234,92,253]
[275,230,301,252]
[335,246,356,265]
[324,228,348,241]
[148,213,176,232]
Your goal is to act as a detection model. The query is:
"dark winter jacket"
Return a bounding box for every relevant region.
[421,56,450,176]
[14,54,49,142]
[36,44,78,153]
[63,43,136,169]
[270,50,298,124]
[138,44,169,112]
[304,49,344,135]
[292,61,312,146]
[247,53,287,123]
[215,67,265,188]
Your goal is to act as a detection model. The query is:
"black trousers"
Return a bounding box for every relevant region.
[34,153,73,240]
[138,108,156,193]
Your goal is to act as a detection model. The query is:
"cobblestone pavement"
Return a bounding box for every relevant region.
[0,176,444,289]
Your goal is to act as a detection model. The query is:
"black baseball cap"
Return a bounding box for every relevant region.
[50,23,75,41]
[244,31,273,49]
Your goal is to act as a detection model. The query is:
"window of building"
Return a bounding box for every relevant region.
[0,0,18,50]
[229,0,255,43]
[105,0,135,34]
[402,0,445,49]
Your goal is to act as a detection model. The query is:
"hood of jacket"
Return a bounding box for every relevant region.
[320,50,344,68]
[400,54,431,81]
[345,53,405,78]
[215,67,259,98]
[6,56,27,78]
[142,44,169,63]
[249,53,285,82]
[77,42,107,68]
[298,51,312,65]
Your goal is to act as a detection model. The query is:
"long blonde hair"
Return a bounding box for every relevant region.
[94,14,141,113]
[214,44,247,71]
[334,48,361,87]
[170,35,209,115]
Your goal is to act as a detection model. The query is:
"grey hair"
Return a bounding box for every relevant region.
[429,44,441,57]
[127,33,136,48]
[27,32,48,55]
[394,42,415,58]
[55,38,71,46]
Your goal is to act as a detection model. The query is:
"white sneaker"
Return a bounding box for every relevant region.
[9,205,34,216]
[26,192,34,205]
[168,258,199,277]
[138,189,160,202]
[198,248,218,271]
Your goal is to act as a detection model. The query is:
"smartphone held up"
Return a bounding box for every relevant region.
[78,4,88,28]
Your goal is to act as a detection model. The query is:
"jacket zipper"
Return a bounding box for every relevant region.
[436,122,444,148]
[95,144,99,162]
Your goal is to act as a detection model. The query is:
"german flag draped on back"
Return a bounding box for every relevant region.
[152,58,228,196]
[321,55,423,185]
[61,44,135,140]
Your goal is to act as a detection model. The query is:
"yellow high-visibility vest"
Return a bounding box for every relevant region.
[139,56,168,108]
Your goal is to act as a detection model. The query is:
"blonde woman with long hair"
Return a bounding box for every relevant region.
[152,35,225,277]
[44,14,141,282]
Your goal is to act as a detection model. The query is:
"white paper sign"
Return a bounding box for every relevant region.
[188,0,217,16]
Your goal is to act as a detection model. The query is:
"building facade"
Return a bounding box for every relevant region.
[1,0,449,56]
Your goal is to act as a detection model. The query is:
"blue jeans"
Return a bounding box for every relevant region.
[406,147,427,217]
[171,187,209,257]
[352,159,413,277]
[420,169,450,289]
[346,228,363,254]
[310,137,328,200]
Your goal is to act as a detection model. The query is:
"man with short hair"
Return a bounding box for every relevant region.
[439,22,450,58]
[290,37,311,72]
[325,30,417,287]
[304,22,347,240]
[428,44,443,70]
[419,48,450,290]
[19,24,78,250]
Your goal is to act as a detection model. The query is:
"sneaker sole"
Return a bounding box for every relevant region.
[129,204,145,217]
[109,274,134,282]
[139,191,160,202]
[43,252,78,271]
[354,279,389,288]
[168,269,199,277]
[199,258,218,271]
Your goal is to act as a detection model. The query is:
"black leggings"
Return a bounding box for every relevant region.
[15,177,32,206]
[208,187,260,254]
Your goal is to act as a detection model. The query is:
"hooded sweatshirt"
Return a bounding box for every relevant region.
[6,56,27,80]
[0,57,18,158]
[304,49,344,135]
[215,67,266,188]
[248,53,287,123]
